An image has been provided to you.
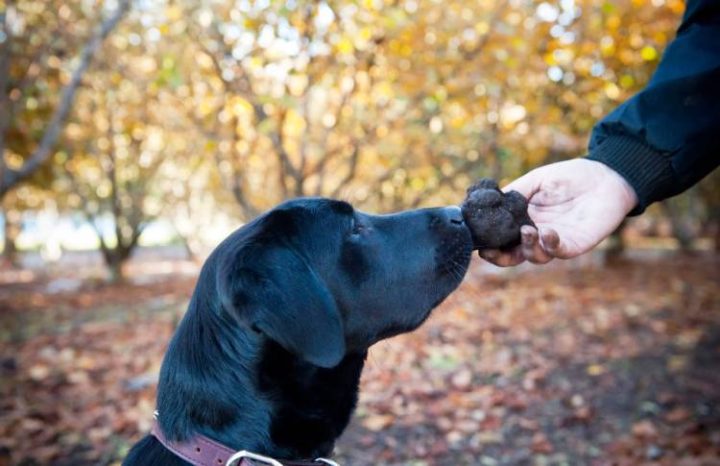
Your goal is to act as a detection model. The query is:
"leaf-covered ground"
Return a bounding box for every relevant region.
[1,253,718,466]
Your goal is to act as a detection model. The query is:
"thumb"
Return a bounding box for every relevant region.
[501,168,542,200]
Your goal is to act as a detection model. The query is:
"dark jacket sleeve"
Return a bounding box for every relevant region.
[586,0,720,215]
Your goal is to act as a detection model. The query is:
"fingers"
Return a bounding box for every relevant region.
[478,247,525,267]
[478,225,550,266]
[538,227,576,259]
[479,226,572,266]
[520,225,554,264]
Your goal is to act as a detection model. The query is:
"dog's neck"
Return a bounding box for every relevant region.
[255,341,366,458]
[156,292,366,460]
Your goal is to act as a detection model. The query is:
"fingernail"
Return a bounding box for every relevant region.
[482,250,499,259]
[522,230,534,244]
[541,229,559,249]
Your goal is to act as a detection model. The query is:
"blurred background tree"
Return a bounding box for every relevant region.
[0,0,716,280]
[1,3,718,466]
[0,0,130,198]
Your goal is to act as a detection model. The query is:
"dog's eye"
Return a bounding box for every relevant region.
[349,217,365,236]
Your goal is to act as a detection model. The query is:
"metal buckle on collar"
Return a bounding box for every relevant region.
[314,459,340,466]
[226,450,283,466]
[225,451,341,466]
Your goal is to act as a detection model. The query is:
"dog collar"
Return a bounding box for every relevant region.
[151,419,339,466]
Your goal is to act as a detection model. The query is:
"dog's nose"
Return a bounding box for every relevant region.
[444,206,465,225]
[437,206,465,227]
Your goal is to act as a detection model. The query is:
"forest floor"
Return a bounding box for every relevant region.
[0,251,718,466]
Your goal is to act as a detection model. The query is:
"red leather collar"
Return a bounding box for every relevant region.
[151,420,337,466]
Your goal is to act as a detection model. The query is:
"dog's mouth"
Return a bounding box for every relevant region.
[434,227,473,284]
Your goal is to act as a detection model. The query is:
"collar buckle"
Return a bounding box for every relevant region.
[226,450,284,466]
[225,451,341,466]
[315,459,340,466]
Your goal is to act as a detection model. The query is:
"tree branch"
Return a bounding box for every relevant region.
[295,3,319,197]
[409,157,477,208]
[329,143,361,199]
[0,0,131,199]
[192,27,301,198]
[313,76,357,196]
[65,167,110,261]
[0,9,12,192]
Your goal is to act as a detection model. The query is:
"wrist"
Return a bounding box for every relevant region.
[586,134,674,215]
[592,160,638,216]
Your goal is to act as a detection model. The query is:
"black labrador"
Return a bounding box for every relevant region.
[124,198,472,465]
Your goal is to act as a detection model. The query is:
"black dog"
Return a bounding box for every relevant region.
[124,198,472,465]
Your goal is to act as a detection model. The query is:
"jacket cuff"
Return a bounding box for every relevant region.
[586,134,676,215]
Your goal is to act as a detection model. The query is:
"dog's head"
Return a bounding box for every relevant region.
[215,198,472,368]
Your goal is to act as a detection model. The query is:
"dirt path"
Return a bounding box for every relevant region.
[1,255,718,465]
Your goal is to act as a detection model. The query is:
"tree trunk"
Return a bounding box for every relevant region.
[104,252,127,284]
[605,219,628,262]
[709,209,720,253]
[662,201,695,252]
[2,210,20,267]
[181,236,196,262]
[101,243,132,284]
[175,230,199,262]
[0,0,131,200]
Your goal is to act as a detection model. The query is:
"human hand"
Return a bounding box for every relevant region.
[479,159,638,266]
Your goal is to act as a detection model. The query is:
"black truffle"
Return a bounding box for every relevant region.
[460,178,535,250]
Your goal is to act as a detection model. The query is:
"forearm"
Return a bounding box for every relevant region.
[587,0,720,214]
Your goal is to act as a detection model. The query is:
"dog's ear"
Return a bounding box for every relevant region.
[217,245,346,369]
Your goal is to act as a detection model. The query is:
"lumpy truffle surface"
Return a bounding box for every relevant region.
[460,178,535,250]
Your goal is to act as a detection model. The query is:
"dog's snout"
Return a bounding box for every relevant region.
[448,207,465,226]
[438,206,465,227]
